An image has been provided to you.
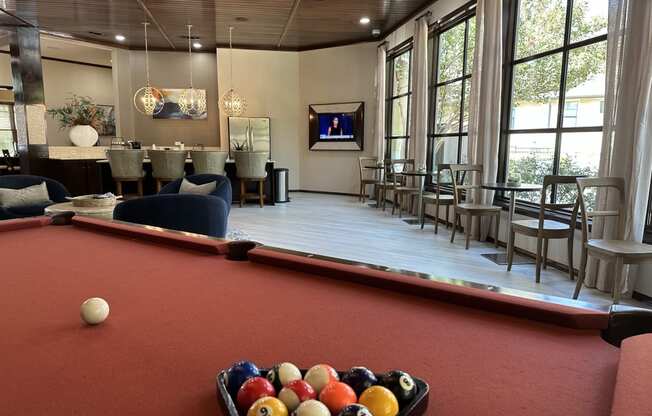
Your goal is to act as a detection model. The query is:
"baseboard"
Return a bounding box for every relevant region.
[632,291,652,305]
[292,189,359,197]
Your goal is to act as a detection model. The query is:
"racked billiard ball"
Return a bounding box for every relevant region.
[247,397,288,416]
[226,361,261,397]
[304,364,338,394]
[341,366,378,396]
[378,370,416,403]
[266,362,302,390]
[358,386,399,416]
[278,379,316,412]
[337,404,373,416]
[237,377,276,412]
[319,381,357,414]
[294,399,330,416]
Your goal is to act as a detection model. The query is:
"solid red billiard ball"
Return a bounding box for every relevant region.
[319,381,357,414]
[278,379,316,412]
[237,376,276,411]
[304,364,339,394]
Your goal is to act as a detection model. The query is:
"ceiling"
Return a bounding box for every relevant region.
[0,0,432,51]
[0,36,113,66]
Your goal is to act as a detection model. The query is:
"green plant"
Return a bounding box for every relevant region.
[232,140,248,151]
[47,95,104,130]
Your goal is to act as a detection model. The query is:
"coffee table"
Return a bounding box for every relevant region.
[45,201,119,220]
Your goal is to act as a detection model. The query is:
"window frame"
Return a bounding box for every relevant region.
[498,0,608,208]
[426,6,477,183]
[385,42,413,160]
[0,100,18,157]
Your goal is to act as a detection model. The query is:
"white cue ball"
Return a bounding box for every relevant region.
[80,297,110,325]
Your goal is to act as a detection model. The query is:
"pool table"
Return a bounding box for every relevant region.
[1,215,651,416]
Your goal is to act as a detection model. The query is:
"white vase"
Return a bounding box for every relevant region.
[69,125,99,147]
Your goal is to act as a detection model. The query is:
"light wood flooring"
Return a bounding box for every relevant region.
[229,192,648,309]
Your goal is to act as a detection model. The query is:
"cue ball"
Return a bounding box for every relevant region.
[80,297,110,325]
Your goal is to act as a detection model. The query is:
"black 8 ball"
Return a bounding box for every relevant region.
[379,370,417,403]
[341,367,378,396]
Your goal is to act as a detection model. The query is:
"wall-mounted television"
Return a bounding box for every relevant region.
[309,102,364,151]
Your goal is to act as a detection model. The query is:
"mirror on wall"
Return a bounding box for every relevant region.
[228,117,271,159]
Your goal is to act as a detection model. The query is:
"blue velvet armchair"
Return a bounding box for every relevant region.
[159,174,232,212]
[0,175,70,220]
[113,194,229,238]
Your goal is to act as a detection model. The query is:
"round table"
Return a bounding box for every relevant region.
[45,201,119,220]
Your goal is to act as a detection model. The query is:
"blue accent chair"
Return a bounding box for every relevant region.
[113,194,229,238]
[159,174,232,212]
[0,175,70,220]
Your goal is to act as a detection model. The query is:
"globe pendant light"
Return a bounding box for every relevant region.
[179,24,207,117]
[220,26,247,116]
[133,22,164,116]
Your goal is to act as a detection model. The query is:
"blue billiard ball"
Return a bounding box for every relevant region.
[341,367,378,396]
[226,360,260,397]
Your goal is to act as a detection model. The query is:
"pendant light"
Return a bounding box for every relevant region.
[220,26,247,116]
[133,22,164,116]
[179,24,207,117]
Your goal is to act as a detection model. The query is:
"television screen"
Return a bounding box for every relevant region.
[318,113,355,140]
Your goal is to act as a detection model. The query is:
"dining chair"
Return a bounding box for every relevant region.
[234,151,268,207]
[358,156,380,203]
[375,159,398,210]
[507,175,579,283]
[190,150,228,175]
[421,163,454,233]
[106,149,146,196]
[390,159,419,217]
[574,177,652,304]
[449,164,501,249]
[149,150,187,193]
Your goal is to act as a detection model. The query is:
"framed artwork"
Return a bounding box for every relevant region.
[153,88,207,120]
[96,105,115,137]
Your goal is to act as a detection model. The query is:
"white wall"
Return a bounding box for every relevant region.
[0,53,11,85]
[217,49,301,189]
[299,43,377,194]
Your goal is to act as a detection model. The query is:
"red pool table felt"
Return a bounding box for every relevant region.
[0,217,639,415]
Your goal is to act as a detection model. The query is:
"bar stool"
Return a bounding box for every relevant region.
[234,151,268,207]
[190,150,228,175]
[149,150,187,192]
[106,149,146,197]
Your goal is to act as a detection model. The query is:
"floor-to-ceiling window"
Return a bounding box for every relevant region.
[385,46,412,160]
[0,103,17,156]
[427,8,476,180]
[500,0,608,205]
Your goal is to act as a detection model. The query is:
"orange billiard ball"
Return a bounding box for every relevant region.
[319,381,357,414]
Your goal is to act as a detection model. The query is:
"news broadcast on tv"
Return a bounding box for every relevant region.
[318,113,355,139]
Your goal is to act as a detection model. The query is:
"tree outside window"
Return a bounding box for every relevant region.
[386,48,412,160]
[0,104,17,156]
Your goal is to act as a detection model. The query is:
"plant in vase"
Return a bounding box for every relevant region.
[47,95,104,147]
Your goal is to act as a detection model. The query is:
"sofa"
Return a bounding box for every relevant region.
[0,175,70,220]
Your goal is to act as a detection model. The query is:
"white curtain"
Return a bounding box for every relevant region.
[409,15,429,169]
[584,0,652,294]
[375,44,387,162]
[467,0,503,237]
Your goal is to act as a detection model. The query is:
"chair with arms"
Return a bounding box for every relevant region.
[0,175,69,220]
[358,156,380,203]
[390,159,419,217]
[449,164,501,249]
[421,163,455,233]
[573,177,652,304]
[507,175,579,283]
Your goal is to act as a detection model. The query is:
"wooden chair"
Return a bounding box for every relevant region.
[421,163,454,233]
[358,156,380,203]
[149,150,187,193]
[449,164,501,249]
[375,159,399,210]
[507,175,579,283]
[574,177,652,304]
[390,159,419,217]
[234,151,268,208]
[106,149,146,197]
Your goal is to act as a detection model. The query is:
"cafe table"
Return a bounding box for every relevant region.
[400,170,434,226]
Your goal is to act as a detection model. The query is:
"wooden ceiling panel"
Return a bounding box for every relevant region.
[0,0,432,51]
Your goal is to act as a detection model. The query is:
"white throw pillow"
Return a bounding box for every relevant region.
[0,182,52,208]
[178,178,217,195]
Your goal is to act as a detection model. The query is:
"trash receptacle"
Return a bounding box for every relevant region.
[274,168,290,203]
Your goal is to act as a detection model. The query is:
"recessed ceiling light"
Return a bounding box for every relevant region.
[115,34,126,42]
[372,29,381,36]
[193,42,202,49]
[359,17,371,25]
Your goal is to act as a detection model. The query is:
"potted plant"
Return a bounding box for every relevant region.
[47,95,104,147]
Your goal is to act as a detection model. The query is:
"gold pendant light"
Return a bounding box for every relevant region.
[179,24,207,117]
[133,22,164,116]
[220,26,247,116]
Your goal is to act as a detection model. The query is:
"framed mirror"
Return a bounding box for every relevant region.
[228,117,271,159]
